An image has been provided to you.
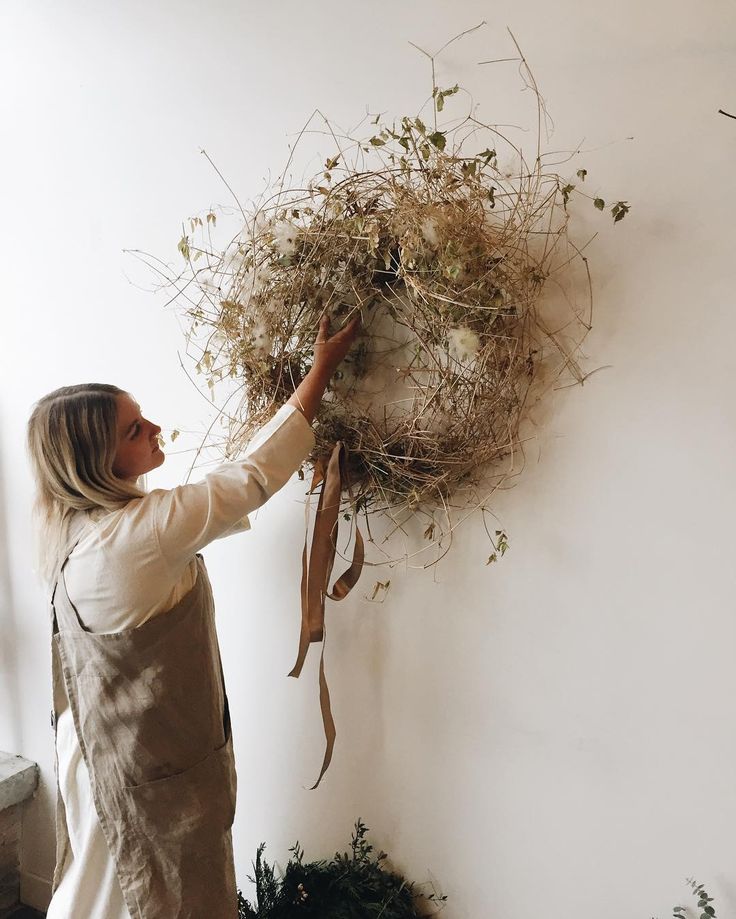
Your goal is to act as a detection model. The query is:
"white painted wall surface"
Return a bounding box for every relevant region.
[1,1,735,916]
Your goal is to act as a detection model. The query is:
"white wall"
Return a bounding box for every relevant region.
[1,1,735,916]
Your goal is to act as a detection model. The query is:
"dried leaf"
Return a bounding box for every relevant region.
[611,201,630,223]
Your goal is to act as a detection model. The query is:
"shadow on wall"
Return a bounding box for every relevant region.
[0,420,23,752]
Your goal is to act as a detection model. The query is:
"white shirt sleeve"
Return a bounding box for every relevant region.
[146,404,315,572]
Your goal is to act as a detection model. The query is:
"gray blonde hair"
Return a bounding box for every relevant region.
[26,383,146,585]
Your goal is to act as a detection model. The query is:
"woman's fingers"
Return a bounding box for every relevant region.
[331,314,361,342]
[316,312,360,344]
[311,312,361,375]
[334,316,359,339]
[317,314,330,341]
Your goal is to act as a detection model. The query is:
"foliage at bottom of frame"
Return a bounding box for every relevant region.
[238,820,445,919]
[657,878,717,919]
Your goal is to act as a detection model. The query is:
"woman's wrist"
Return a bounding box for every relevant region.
[310,360,337,385]
[287,363,333,423]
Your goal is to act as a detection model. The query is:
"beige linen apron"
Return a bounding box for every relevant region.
[50,536,238,919]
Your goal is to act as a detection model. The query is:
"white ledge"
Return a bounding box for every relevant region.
[0,752,39,811]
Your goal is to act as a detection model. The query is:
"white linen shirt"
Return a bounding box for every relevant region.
[46,403,315,919]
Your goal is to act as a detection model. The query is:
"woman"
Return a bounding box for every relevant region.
[27,315,359,919]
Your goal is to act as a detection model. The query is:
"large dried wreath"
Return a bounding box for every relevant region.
[154,33,626,574]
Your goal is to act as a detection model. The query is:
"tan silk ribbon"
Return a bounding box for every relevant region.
[288,441,365,788]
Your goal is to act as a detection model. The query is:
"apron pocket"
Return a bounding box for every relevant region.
[122,729,237,839]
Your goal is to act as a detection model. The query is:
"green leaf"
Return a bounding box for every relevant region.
[369,136,385,146]
[436,93,444,112]
[420,142,431,161]
[594,197,605,211]
[325,155,340,170]
[398,136,410,151]
[479,147,497,165]
[428,131,446,151]
[170,429,180,442]
[561,183,575,205]
[415,117,426,135]
[576,169,588,181]
[177,235,190,261]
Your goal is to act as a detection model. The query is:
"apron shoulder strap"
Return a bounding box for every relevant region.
[50,513,90,632]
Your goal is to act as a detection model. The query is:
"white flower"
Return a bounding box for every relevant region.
[250,320,272,355]
[236,264,272,302]
[421,217,440,248]
[197,270,220,293]
[447,326,480,362]
[227,245,249,274]
[271,220,299,257]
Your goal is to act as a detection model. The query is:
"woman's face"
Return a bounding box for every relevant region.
[112,393,165,480]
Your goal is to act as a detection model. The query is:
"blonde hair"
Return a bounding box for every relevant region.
[26,384,146,585]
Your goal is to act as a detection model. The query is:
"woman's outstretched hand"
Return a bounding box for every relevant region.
[312,313,361,377]
[287,312,362,424]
